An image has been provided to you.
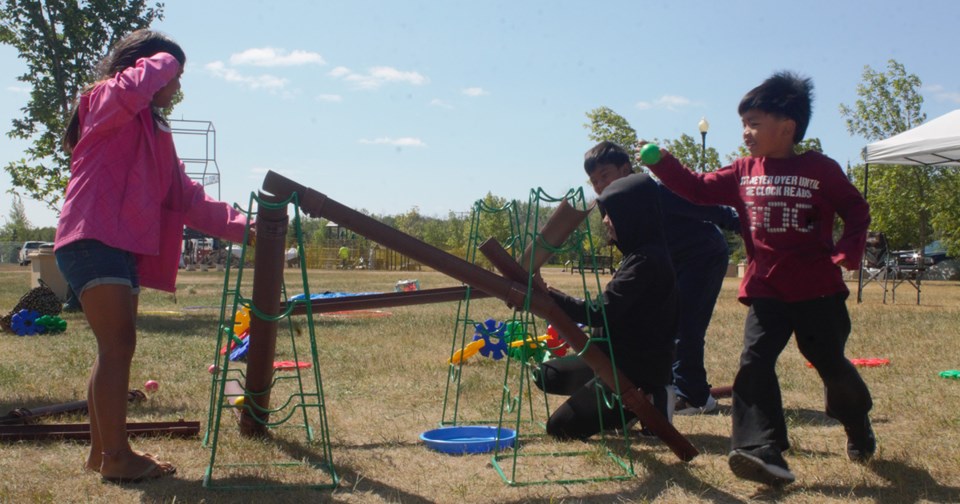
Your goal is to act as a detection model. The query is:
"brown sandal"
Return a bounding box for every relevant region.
[101,460,176,484]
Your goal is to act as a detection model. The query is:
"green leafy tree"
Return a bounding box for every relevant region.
[659,133,721,172]
[443,210,468,255]
[839,60,925,140]
[584,106,637,152]
[0,196,32,242]
[0,0,164,211]
[473,192,515,246]
[839,59,959,254]
[585,107,724,172]
[392,206,426,240]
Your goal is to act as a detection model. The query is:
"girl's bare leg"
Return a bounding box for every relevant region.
[85,356,101,471]
[81,284,172,479]
[85,292,153,471]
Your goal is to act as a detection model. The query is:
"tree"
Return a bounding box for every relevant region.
[584,106,638,152]
[659,133,721,172]
[839,60,925,140]
[0,196,32,242]
[472,192,516,247]
[585,107,725,172]
[839,59,960,254]
[1,0,164,211]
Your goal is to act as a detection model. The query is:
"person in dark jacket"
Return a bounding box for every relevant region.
[585,141,739,415]
[534,173,679,440]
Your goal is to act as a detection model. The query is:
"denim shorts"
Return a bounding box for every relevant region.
[55,239,141,297]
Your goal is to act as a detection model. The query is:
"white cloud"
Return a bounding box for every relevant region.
[329,66,351,78]
[462,87,488,97]
[358,137,427,147]
[430,98,454,109]
[205,61,288,91]
[5,85,29,94]
[229,47,326,67]
[316,94,343,103]
[925,84,960,104]
[636,94,695,111]
[330,65,429,90]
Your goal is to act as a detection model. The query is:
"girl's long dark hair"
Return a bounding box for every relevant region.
[62,29,186,153]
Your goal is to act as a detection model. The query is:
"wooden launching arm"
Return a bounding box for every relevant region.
[260,170,697,461]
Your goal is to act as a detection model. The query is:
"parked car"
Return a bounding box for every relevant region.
[18,241,53,266]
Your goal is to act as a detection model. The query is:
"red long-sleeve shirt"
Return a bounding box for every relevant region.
[647,151,870,304]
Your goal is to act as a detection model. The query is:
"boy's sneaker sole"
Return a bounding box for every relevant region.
[728,449,796,487]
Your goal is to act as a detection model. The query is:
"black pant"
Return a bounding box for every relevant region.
[535,356,669,440]
[731,294,873,451]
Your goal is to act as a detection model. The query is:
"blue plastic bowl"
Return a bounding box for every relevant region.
[419,426,517,454]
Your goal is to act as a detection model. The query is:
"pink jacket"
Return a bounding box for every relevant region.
[55,53,249,292]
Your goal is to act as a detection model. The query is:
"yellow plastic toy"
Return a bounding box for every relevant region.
[449,339,486,364]
[449,334,551,364]
[233,307,251,335]
[509,334,549,349]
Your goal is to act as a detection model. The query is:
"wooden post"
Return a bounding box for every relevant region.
[239,193,288,437]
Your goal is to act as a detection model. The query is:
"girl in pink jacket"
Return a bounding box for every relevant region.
[55,30,250,483]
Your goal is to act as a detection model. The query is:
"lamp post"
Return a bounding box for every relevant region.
[698,117,709,171]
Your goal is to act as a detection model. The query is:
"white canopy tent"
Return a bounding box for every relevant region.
[857,109,960,304]
[864,109,960,166]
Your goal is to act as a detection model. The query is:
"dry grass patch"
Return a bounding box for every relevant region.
[1,263,959,502]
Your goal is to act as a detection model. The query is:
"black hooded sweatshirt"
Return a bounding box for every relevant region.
[548,173,679,389]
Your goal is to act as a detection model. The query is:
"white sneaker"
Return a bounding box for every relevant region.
[674,394,718,416]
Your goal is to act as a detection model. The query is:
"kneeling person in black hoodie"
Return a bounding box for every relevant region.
[535,173,680,440]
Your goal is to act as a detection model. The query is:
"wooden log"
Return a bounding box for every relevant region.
[0,390,146,425]
[239,193,288,437]
[0,420,199,441]
[282,286,490,315]
[261,171,698,461]
[478,238,698,461]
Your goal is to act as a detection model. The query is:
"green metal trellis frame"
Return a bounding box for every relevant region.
[202,191,338,491]
[443,187,637,485]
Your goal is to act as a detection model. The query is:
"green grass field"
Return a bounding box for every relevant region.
[1,264,959,503]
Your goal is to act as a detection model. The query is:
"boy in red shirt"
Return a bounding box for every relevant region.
[644,71,875,486]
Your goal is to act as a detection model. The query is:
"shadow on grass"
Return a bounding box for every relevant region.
[494,447,756,504]
[802,458,960,503]
[136,475,331,504]
[130,433,960,504]
[142,431,436,504]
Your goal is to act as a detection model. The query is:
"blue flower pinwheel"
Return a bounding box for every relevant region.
[473,318,508,360]
[11,309,41,336]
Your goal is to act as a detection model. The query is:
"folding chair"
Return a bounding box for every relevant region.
[858,231,891,302]
[888,249,931,305]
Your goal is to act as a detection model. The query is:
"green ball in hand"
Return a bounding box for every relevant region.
[640,143,661,165]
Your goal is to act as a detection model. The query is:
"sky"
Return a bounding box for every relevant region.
[2,0,959,229]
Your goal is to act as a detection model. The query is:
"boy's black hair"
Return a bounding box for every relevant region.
[584,141,632,175]
[738,71,814,144]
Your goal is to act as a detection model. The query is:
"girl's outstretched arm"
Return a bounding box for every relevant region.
[84,53,181,131]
